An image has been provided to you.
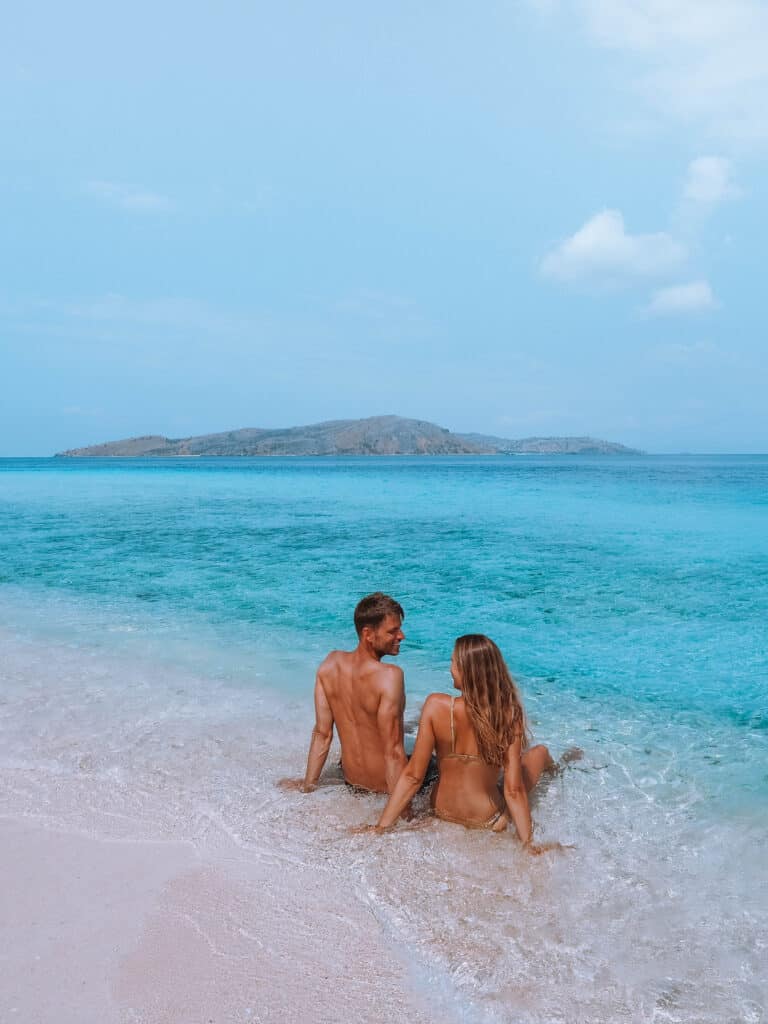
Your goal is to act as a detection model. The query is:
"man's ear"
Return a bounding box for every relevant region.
[360,625,373,644]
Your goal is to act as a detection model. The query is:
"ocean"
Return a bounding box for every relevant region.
[1,455,766,1023]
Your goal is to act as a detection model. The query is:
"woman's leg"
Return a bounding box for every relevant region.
[521,744,555,792]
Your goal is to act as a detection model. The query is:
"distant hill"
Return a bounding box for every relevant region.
[458,432,640,455]
[56,416,643,457]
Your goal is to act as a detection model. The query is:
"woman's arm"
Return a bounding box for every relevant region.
[373,697,437,831]
[502,734,534,847]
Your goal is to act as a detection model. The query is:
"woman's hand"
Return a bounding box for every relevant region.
[348,817,434,836]
[524,840,572,855]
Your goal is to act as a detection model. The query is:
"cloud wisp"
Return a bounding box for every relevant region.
[542,157,739,303]
[85,180,173,213]
[529,0,768,144]
[644,280,718,317]
[540,209,686,284]
[682,156,741,204]
[648,339,725,368]
[66,294,250,334]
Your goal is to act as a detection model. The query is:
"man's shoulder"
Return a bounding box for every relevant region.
[375,660,404,687]
[368,663,403,711]
[317,649,351,673]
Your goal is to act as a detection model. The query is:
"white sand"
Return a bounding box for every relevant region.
[0,630,441,1024]
[1,818,436,1024]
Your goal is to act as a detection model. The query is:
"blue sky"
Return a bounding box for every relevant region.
[2,1,766,454]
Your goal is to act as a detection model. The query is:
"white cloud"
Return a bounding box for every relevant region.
[580,0,759,51]
[85,180,173,213]
[334,290,417,319]
[62,405,103,417]
[648,338,748,371]
[541,209,686,283]
[66,294,252,334]
[683,157,740,203]
[645,280,718,316]
[529,0,768,143]
[649,339,720,366]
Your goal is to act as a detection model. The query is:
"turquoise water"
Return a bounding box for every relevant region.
[2,455,767,1021]
[2,455,766,718]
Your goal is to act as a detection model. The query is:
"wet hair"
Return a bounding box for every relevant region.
[353,592,404,636]
[452,634,530,765]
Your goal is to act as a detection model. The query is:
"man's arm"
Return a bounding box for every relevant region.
[301,675,335,792]
[376,666,408,795]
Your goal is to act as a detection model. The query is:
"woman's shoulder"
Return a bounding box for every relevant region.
[422,692,454,714]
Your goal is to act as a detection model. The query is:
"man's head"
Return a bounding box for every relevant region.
[354,592,405,657]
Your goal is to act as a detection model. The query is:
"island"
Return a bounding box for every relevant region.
[56,415,642,457]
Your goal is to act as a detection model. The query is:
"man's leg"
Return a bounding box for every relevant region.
[521,744,555,792]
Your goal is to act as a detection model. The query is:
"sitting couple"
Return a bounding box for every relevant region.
[282,592,565,853]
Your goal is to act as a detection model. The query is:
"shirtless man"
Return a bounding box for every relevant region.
[282,593,407,794]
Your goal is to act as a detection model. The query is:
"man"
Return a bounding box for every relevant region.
[282,592,408,794]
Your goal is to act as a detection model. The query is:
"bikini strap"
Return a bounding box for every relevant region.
[449,696,456,754]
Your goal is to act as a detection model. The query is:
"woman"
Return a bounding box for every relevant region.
[358,634,560,853]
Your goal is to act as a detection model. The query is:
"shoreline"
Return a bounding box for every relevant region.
[1,590,766,1023]
[0,618,444,1024]
[1,817,438,1024]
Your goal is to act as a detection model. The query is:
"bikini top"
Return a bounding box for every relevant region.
[441,696,486,764]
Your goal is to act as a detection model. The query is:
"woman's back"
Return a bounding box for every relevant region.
[429,694,507,830]
[360,635,556,844]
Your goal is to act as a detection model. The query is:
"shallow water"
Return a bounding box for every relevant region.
[1,455,766,1022]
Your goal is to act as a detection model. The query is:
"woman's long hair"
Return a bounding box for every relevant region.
[453,634,530,766]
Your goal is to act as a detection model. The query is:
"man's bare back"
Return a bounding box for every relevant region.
[279,595,408,795]
[317,646,406,792]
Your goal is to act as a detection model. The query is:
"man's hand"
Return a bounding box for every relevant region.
[277,777,316,793]
[348,823,386,835]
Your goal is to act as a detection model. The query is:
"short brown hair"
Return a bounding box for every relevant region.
[353,592,404,635]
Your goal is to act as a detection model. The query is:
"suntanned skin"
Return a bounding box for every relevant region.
[354,654,567,854]
[280,613,408,794]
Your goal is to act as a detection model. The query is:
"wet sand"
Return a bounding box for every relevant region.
[3,621,765,1023]
[1,818,436,1024]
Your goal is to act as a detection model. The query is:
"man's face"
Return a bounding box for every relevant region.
[368,614,404,657]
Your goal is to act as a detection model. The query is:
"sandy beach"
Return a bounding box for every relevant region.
[0,623,444,1024]
[2,587,767,1023]
[1,815,438,1024]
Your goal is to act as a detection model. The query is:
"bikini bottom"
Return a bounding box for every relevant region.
[433,807,506,831]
